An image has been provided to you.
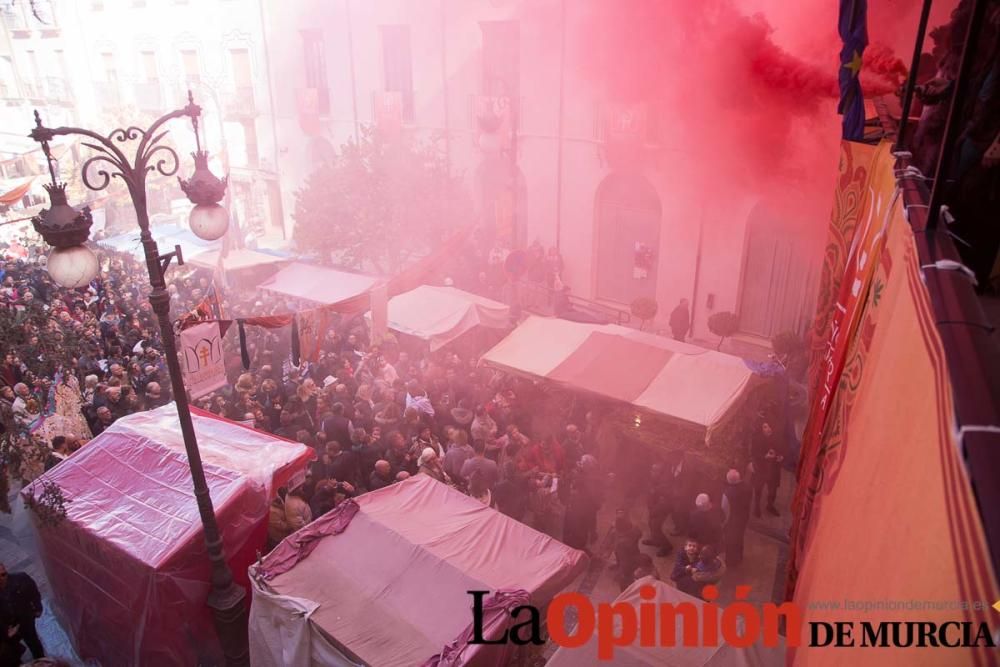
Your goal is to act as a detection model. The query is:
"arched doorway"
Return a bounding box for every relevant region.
[475,156,526,249]
[594,172,662,304]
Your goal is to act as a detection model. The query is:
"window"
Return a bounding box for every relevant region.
[242,120,259,166]
[101,52,117,82]
[300,30,329,114]
[230,48,252,87]
[23,51,41,98]
[141,51,157,82]
[380,25,413,120]
[480,21,519,99]
[181,49,200,84]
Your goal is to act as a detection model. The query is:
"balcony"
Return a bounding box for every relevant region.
[46,77,72,105]
[224,86,257,118]
[1,7,30,37]
[94,81,121,111]
[0,81,19,106]
[21,82,44,102]
[134,81,162,114]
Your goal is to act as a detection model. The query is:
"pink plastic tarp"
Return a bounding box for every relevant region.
[249,475,587,667]
[23,404,312,666]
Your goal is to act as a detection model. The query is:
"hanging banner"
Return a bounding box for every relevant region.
[806,140,896,443]
[297,307,332,364]
[788,166,999,664]
[179,321,227,400]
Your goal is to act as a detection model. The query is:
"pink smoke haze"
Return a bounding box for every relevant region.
[570,0,952,240]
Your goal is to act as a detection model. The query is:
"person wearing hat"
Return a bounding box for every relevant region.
[417,447,451,485]
[688,493,724,553]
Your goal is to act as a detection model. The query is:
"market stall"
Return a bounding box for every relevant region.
[23,404,312,667]
[248,474,587,667]
[259,261,380,305]
[98,222,219,261]
[480,315,759,440]
[546,577,784,666]
[372,284,511,351]
[187,247,290,276]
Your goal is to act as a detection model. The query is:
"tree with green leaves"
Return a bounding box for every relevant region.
[293,126,474,275]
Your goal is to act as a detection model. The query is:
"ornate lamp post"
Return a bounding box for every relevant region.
[28,93,248,666]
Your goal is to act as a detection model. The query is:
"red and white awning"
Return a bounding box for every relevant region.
[481,315,757,433]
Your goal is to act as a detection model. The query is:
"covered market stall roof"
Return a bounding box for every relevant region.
[547,577,784,667]
[480,316,758,435]
[186,247,291,274]
[259,261,380,305]
[23,404,312,666]
[97,222,220,261]
[249,474,587,667]
[373,284,511,351]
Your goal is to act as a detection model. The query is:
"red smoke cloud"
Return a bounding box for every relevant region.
[569,0,918,243]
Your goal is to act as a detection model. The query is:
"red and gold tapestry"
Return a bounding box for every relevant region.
[789,140,998,666]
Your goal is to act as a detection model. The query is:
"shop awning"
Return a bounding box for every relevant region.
[259,261,380,305]
[375,285,511,351]
[480,316,757,434]
[0,177,33,205]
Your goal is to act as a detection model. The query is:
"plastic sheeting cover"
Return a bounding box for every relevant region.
[22,404,311,666]
[250,476,587,667]
[372,285,511,351]
[23,430,263,665]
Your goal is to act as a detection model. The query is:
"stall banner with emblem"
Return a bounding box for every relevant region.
[180,321,227,400]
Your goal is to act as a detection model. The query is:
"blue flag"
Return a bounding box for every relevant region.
[838,0,868,140]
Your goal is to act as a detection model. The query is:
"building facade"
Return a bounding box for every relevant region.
[262,0,822,343]
[1,0,285,242]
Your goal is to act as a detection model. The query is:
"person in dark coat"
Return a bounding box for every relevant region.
[326,440,360,488]
[0,562,43,662]
[721,469,752,566]
[688,493,724,553]
[321,403,353,452]
[369,460,394,491]
[669,299,691,342]
[670,538,703,598]
[612,510,643,591]
[750,421,784,517]
[643,464,674,557]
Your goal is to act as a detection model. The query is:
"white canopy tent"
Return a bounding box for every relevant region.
[259,262,380,305]
[480,316,758,437]
[371,285,511,351]
[186,248,290,273]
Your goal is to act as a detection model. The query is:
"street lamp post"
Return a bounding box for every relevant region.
[28,93,249,666]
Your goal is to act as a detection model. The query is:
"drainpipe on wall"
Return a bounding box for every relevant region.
[257,0,287,240]
[345,0,360,145]
[440,0,451,178]
[690,208,705,339]
[554,0,566,252]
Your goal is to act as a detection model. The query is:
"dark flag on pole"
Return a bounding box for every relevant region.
[838,0,868,141]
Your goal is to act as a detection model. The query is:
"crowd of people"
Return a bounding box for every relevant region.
[0,228,791,661]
